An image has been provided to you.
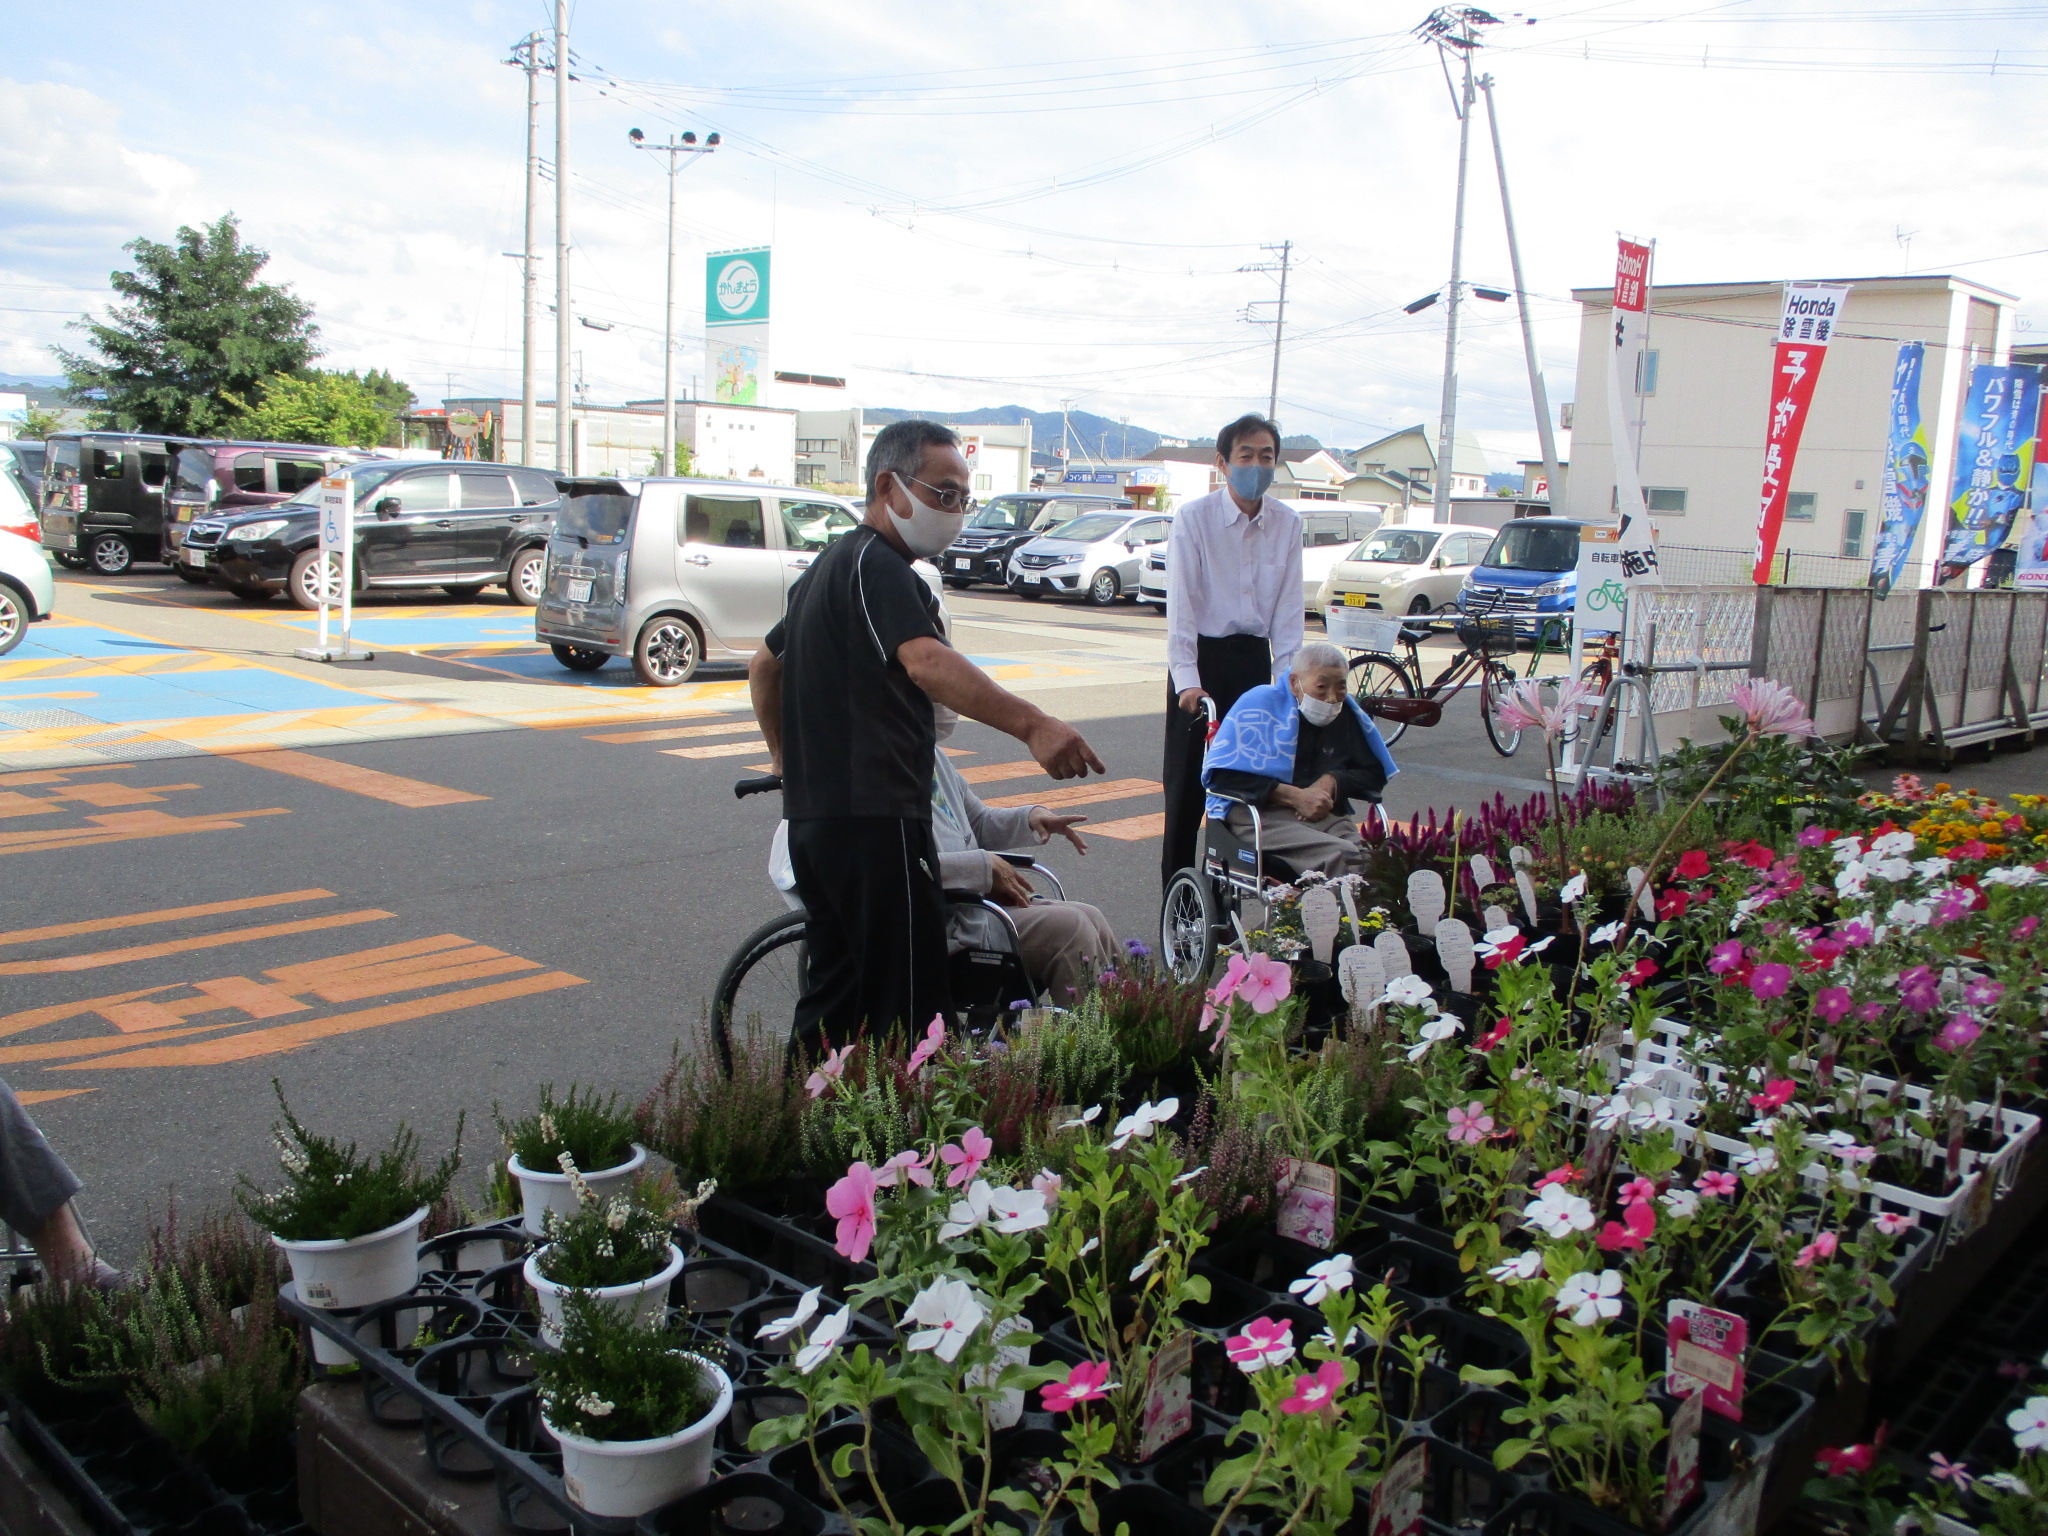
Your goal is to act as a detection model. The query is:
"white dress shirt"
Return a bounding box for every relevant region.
[1164,487,1305,694]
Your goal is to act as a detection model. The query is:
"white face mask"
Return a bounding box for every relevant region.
[1298,694,1343,728]
[889,477,968,559]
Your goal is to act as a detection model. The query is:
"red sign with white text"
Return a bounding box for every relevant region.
[1614,241,1652,313]
[1752,283,1851,583]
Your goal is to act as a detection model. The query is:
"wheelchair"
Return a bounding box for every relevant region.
[1157,699,1385,986]
[711,775,1070,1074]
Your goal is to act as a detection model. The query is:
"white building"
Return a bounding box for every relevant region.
[1345,425,1492,514]
[1563,274,2018,587]
[445,398,798,482]
[787,410,1031,496]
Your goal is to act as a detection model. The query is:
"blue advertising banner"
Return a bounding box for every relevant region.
[1868,343,1929,594]
[1941,362,2042,576]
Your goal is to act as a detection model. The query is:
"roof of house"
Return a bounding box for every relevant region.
[1349,424,1491,478]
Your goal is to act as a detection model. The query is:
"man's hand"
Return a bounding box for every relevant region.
[1178,687,1211,716]
[1276,776,1336,823]
[1029,808,1090,854]
[1023,716,1106,781]
[986,854,1037,908]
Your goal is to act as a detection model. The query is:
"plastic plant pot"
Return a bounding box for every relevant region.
[525,1242,687,1347]
[543,1355,733,1519]
[273,1205,429,1366]
[509,1143,650,1237]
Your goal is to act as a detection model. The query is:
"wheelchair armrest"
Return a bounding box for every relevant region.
[1205,789,1261,808]
[994,852,1037,870]
[943,888,987,904]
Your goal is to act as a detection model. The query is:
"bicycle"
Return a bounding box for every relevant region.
[1341,613,1530,757]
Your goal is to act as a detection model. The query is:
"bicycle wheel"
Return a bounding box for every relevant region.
[1346,652,1419,747]
[710,911,808,1075]
[1480,660,1524,758]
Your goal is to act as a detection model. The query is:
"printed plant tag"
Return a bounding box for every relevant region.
[1435,919,1475,994]
[1661,1388,1705,1531]
[1138,1331,1194,1460]
[1514,869,1539,924]
[1482,904,1513,936]
[1339,946,1385,1025]
[1509,845,1532,869]
[1406,870,1446,931]
[1962,1169,1996,1238]
[1666,1300,1748,1422]
[1628,865,1657,921]
[1689,1446,1771,1536]
[1302,887,1342,963]
[1367,1440,1428,1536]
[1339,880,1362,943]
[977,1315,1032,1430]
[1275,1158,1339,1250]
[300,1280,338,1307]
[1375,929,1413,980]
[1469,853,1496,892]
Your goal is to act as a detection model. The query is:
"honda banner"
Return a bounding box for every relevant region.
[1868,343,1931,594]
[1751,283,1851,584]
[1939,362,2042,578]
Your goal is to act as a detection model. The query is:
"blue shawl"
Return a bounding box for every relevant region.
[1202,682,1399,820]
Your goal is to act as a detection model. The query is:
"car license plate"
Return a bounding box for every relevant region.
[1343,593,1371,607]
[566,578,594,603]
[1018,572,1038,584]
[951,557,973,572]
[186,552,211,568]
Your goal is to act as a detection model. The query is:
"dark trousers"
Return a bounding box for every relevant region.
[1160,633,1273,886]
[788,816,955,1053]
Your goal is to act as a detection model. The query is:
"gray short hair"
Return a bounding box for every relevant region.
[867,419,960,505]
[1291,641,1348,676]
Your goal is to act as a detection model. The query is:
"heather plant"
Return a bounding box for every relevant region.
[236,1082,462,1242]
[637,1021,804,1192]
[532,1156,681,1291]
[1009,1002,1127,1106]
[532,1294,719,1442]
[1081,946,1207,1074]
[495,1084,638,1174]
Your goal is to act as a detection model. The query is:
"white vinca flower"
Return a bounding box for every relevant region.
[756,1286,822,1343]
[1555,1269,1624,1327]
[1591,1095,1631,1132]
[1377,974,1438,1012]
[1488,1252,1543,1284]
[1406,1016,1463,1062]
[1735,1144,1779,1178]
[1288,1253,1355,1305]
[1523,1185,1595,1239]
[1110,1098,1179,1150]
[794,1306,852,1374]
[1587,920,1624,947]
[1661,1189,1700,1220]
[905,1278,986,1363]
[987,1185,1049,1234]
[1558,872,1588,905]
[1868,830,1916,859]
[939,1180,997,1241]
[1129,1243,1168,1281]
[1059,1106,1103,1129]
[2009,1397,2048,1453]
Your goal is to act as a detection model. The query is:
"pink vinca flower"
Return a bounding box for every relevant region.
[1937,1013,1983,1053]
[1814,987,1853,1024]
[1278,1359,1346,1415]
[939,1126,994,1188]
[1898,966,1941,1014]
[1795,1230,1840,1268]
[805,1043,855,1100]
[1238,953,1293,1014]
[1747,1079,1797,1114]
[1748,963,1793,1001]
[2016,916,2041,940]
[906,1015,947,1076]
[1708,941,1747,976]
[825,1162,882,1264]
[1041,1360,1115,1413]
[1031,1169,1062,1207]
[1696,1171,1738,1198]
[1618,1178,1657,1203]
[1224,1316,1296,1373]
[1212,953,1253,1006]
[1446,1102,1495,1146]
[1964,977,2005,1009]
[1729,677,1817,738]
[878,1148,934,1189]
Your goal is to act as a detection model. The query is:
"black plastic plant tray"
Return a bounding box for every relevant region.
[3,1391,306,1536]
[278,1219,824,1536]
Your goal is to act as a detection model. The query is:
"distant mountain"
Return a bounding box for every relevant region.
[867,404,1322,460]
[0,375,65,390]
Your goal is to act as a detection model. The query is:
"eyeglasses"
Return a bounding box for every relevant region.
[904,475,978,515]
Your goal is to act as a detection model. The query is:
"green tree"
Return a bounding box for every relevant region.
[338,368,414,420]
[55,214,317,437]
[226,372,394,448]
[12,405,62,439]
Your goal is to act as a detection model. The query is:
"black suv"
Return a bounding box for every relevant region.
[940,491,1135,589]
[194,459,561,609]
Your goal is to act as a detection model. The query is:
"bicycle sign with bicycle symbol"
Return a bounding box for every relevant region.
[1582,577,1626,615]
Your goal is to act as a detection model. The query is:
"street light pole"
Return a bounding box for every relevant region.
[629,130,719,475]
[506,33,544,467]
[553,0,572,474]
[1479,74,1561,503]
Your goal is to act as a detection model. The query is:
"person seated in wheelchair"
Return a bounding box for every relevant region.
[931,708,1118,1006]
[1202,641,1398,879]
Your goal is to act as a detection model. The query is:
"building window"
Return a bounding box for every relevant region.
[1646,487,1686,514]
[1842,508,1866,559]
[1785,491,1817,522]
[796,438,837,453]
[974,473,991,491]
[795,464,824,485]
[1635,350,1660,396]
[1409,466,1431,482]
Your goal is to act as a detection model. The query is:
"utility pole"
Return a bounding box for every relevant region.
[1479,74,1560,505]
[506,33,544,467]
[553,0,572,474]
[1238,240,1293,422]
[1416,7,1500,525]
[1060,399,1074,467]
[629,129,718,476]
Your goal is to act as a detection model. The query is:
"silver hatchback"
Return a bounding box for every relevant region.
[1006,509,1172,605]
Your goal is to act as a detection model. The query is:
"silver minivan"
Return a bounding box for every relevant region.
[1006,509,1173,605]
[536,477,942,686]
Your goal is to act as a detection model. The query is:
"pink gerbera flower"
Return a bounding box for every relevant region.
[1729,677,1816,738]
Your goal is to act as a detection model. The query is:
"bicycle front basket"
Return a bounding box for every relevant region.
[1454,615,1521,654]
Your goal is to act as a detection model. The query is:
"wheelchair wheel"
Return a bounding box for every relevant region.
[710,911,807,1075]
[1160,868,1220,985]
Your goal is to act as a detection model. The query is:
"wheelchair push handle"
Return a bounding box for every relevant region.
[733,775,783,799]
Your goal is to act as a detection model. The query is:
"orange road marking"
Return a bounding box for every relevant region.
[956,760,1045,785]
[0,1025,236,1064]
[49,782,200,807]
[530,710,719,731]
[0,691,96,701]
[984,778,1160,812]
[0,987,184,1041]
[0,792,63,820]
[0,766,134,786]
[588,719,756,744]
[265,934,539,1003]
[0,807,291,856]
[0,910,395,976]
[69,970,588,1068]
[1083,812,1168,842]
[219,750,488,807]
[17,1090,96,1106]
[663,740,768,760]
[0,889,335,949]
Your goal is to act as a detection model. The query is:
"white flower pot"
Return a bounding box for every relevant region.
[509,1143,648,1237]
[544,1357,733,1518]
[525,1241,685,1348]
[274,1206,428,1366]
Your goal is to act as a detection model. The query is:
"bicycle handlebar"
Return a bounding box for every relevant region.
[733,775,783,799]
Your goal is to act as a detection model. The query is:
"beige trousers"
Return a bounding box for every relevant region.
[1223,803,1364,881]
[1009,901,1121,1005]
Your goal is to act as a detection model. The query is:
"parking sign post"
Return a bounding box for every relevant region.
[295,472,374,663]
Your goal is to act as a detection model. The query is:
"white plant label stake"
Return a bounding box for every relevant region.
[1302,887,1342,964]
[1338,945,1384,1025]
[1482,904,1514,936]
[1469,853,1496,893]
[1375,928,1413,981]
[1627,865,1657,921]
[1338,881,1362,945]
[1406,870,1446,932]
[1435,919,1476,994]
[1510,845,1539,924]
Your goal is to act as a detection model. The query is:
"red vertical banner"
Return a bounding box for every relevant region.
[1752,283,1851,583]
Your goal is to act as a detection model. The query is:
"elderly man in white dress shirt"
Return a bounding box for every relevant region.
[1160,413,1304,887]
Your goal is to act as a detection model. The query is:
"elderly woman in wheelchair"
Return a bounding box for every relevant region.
[1159,641,1398,980]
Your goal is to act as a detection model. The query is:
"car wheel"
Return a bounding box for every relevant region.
[1149,602,1166,616]
[172,565,211,586]
[551,643,610,673]
[1086,569,1119,606]
[288,550,344,611]
[507,547,546,607]
[1011,581,1042,603]
[1407,594,1433,615]
[0,583,27,658]
[632,614,700,686]
[226,583,274,603]
[943,577,971,590]
[87,534,133,576]
[442,584,486,601]
[53,553,88,571]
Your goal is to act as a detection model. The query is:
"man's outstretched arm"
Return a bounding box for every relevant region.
[898,636,1105,780]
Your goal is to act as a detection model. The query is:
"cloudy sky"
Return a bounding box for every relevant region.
[3,1,2044,463]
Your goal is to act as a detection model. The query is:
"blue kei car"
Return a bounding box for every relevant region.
[1457,517,1591,634]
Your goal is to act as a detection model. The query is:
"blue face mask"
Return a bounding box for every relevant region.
[1226,463,1275,502]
